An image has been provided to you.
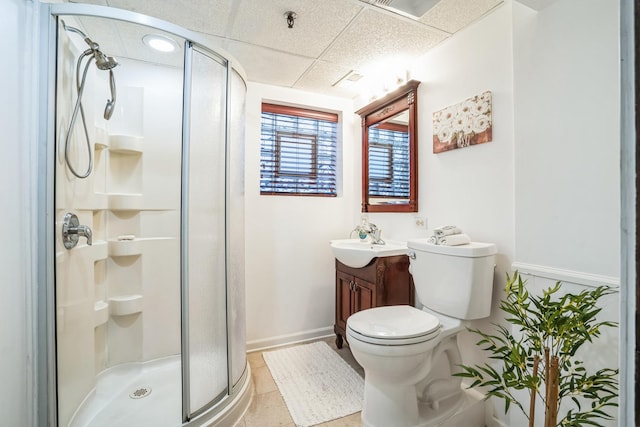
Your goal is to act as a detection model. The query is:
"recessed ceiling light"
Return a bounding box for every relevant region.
[142,34,178,53]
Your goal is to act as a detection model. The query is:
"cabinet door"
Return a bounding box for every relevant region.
[353,278,376,313]
[336,270,354,332]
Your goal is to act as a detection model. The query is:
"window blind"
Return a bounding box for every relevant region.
[368,125,410,198]
[261,104,338,196]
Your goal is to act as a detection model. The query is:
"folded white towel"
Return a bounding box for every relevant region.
[433,225,462,237]
[427,236,438,245]
[437,233,471,246]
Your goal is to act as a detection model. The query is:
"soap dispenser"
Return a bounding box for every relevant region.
[358,217,369,241]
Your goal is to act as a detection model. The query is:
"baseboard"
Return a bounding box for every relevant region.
[485,414,509,427]
[246,326,334,352]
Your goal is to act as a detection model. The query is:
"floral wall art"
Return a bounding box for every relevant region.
[432,91,492,153]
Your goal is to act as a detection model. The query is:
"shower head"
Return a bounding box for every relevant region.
[94,50,119,70]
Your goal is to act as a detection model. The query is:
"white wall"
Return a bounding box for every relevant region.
[244,83,359,349]
[1,0,35,425]
[408,2,516,266]
[513,0,620,277]
[509,1,620,425]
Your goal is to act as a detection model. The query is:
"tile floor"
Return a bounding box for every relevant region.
[234,337,364,427]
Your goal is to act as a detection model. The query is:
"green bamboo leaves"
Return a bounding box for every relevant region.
[455,272,618,427]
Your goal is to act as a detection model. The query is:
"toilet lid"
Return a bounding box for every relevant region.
[347,305,440,341]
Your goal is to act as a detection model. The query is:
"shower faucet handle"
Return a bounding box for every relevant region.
[62,212,93,249]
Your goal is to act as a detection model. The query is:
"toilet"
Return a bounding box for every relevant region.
[346,239,497,427]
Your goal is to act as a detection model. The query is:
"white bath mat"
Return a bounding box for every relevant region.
[262,341,364,427]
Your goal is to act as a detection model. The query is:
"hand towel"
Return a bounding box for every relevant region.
[433,225,462,237]
[437,233,471,246]
[427,236,438,245]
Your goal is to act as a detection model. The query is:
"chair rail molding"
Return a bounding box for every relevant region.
[511,262,619,289]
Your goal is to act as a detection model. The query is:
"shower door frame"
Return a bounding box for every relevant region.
[36,3,248,425]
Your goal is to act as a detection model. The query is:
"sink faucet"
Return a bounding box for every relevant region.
[352,221,385,245]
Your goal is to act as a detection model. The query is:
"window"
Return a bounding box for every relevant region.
[367,123,410,198]
[260,103,338,196]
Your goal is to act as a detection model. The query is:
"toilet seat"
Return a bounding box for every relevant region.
[347,305,441,346]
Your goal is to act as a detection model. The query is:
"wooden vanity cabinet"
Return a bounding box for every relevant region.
[334,255,415,349]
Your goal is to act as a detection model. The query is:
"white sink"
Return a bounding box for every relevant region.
[330,239,408,268]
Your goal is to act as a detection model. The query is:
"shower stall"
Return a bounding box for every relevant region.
[37,3,250,426]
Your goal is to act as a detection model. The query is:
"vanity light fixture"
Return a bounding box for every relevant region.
[284,11,297,29]
[142,34,178,53]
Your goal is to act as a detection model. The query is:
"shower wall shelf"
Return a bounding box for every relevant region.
[108,239,142,257]
[109,294,143,316]
[109,135,143,154]
[106,237,175,257]
[94,301,109,327]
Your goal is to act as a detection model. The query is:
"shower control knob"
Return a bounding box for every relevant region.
[62,212,93,249]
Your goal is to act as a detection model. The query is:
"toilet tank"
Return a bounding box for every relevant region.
[407,239,497,320]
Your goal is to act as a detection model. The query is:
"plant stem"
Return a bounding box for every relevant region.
[529,354,540,427]
[546,356,559,427]
[544,347,550,427]
[544,347,550,380]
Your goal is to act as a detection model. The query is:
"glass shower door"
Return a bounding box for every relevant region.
[182,45,229,417]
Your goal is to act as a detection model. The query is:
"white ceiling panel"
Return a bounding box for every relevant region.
[321,8,447,72]
[420,0,503,33]
[293,61,356,98]
[105,0,234,37]
[223,40,314,88]
[228,0,364,58]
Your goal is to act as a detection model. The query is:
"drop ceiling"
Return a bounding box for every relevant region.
[66,0,503,98]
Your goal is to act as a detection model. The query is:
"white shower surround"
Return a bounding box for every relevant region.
[54,9,249,426]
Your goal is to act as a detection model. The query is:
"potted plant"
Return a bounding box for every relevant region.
[456,272,618,427]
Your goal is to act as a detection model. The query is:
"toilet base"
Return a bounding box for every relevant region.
[361,387,485,427]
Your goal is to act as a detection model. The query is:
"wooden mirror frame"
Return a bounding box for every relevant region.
[356,80,420,212]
